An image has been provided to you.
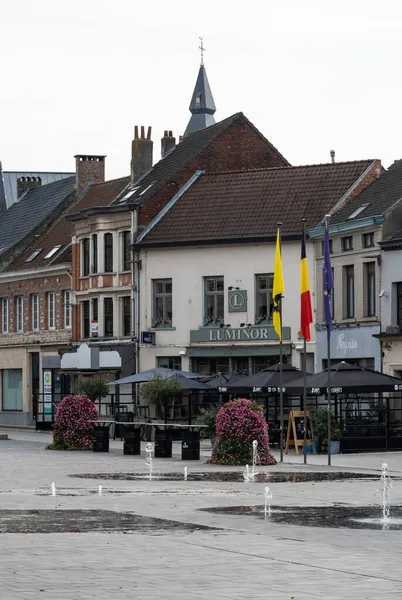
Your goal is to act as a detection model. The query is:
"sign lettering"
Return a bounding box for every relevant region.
[336,333,358,355]
[190,326,291,343]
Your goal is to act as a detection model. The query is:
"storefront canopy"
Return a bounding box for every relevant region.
[225,363,307,393]
[110,367,203,386]
[285,361,402,395]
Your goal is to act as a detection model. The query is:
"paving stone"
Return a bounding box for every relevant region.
[0,429,402,599]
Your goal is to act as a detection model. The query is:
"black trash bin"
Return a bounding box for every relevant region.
[182,429,200,460]
[93,426,110,452]
[123,428,141,455]
[154,429,172,458]
[114,411,135,440]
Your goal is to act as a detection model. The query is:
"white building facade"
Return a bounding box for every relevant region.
[137,242,316,376]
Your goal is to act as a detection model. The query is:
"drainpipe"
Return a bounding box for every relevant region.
[130,208,140,376]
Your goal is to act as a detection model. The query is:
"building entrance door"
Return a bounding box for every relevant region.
[31,353,40,420]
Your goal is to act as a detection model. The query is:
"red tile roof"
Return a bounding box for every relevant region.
[110,112,290,208]
[138,160,375,245]
[9,176,130,271]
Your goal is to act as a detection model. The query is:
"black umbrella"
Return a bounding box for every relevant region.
[110,367,203,385]
[225,363,307,393]
[202,372,246,391]
[169,374,214,390]
[285,361,402,395]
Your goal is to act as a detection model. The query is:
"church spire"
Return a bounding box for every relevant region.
[183,38,216,137]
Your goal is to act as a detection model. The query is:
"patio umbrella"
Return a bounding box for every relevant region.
[285,361,402,395]
[110,367,203,386]
[225,363,306,393]
[201,372,245,390]
[169,374,214,390]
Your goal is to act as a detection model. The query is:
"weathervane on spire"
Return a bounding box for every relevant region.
[199,37,205,66]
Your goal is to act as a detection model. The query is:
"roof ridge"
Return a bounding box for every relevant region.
[4,171,75,175]
[183,112,242,140]
[91,175,130,187]
[202,159,376,177]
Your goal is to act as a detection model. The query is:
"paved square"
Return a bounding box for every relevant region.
[1,429,402,599]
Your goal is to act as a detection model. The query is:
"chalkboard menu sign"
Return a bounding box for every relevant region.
[285,411,315,455]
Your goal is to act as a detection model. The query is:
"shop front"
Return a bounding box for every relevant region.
[315,324,381,371]
[188,325,292,375]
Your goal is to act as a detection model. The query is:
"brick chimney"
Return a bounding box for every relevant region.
[161,130,176,158]
[131,126,153,183]
[17,175,42,199]
[74,155,106,194]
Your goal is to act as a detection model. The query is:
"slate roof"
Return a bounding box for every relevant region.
[184,65,216,137]
[380,228,402,249]
[330,159,402,224]
[2,170,75,208]
[110,112,290,209]
[9,176,130,271]
[0,176,76,258]
[138,160,375,246]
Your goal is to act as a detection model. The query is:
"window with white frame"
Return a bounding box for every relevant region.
[1,298,8,334]
[122,231,131,272]
[47,292,55,330]
[63,290,71,329]
[82,238,90,276]
[91,235,98,274]
[31,294,39,331]
[15,296,23,333]
[104,233,114,273]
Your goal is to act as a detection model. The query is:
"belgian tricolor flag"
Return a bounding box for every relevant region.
[300,228,313,342]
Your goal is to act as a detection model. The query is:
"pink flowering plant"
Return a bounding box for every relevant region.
[208,398,277,465]
[50,394,98,450]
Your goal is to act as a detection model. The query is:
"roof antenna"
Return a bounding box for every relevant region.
[330,149,335,164]
[199,36,205,66]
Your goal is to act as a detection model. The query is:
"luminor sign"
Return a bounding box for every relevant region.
[190,326,291,343]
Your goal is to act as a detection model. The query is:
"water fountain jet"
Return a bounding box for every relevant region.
[379,462,392,522]
[145,442,154,480]
[264,486,273,518]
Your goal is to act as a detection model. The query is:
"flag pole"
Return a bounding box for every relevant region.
[302,219,308,465]
[278,221,284,463]
[325,215,332,467]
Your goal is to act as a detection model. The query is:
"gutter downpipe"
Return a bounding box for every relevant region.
[131,208,140,406]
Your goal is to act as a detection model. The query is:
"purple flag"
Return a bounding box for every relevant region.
[323,220,333,339]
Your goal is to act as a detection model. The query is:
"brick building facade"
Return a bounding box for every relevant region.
[0,155,107,427]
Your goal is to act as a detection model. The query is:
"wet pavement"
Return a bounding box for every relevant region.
[71,470,385,482]
[203,503,402,530]
[1,430,402,599]
[0,509,219,534]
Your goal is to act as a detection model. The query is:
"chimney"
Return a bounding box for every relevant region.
[179,135,183,142]
[161,130,176,157]
[330,149,335,164]
[131,126,153,183]
[74,155,106,194]
[17,175,42,199]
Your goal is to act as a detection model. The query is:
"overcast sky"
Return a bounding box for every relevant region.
[1,0,401,179]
